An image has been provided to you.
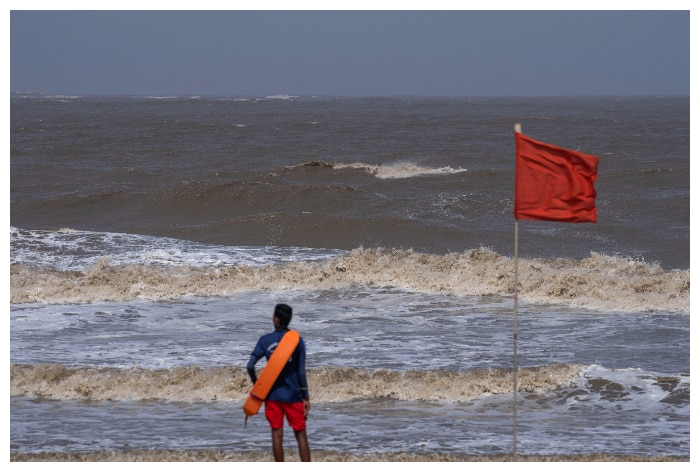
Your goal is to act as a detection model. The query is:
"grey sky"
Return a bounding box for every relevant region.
[10,9,690,96]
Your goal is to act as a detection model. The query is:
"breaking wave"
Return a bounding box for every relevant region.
[11,363,584,403]
[10,247,689,312]
[285,160,467,179]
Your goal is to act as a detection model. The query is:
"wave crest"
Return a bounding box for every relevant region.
[10,248,689,312]
[285,160,467,179]
[10,363,583,403]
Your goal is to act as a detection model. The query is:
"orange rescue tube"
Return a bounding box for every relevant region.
[243,329,300,418]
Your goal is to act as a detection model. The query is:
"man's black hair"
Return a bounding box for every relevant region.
[274,303,293,327]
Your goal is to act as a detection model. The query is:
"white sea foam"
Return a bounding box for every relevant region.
[334,161,468,179]
[10,227,343,271]
[284,160,468,178]
[10,228,689,312]
[9,363,585,403]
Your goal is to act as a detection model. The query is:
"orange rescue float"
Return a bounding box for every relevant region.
[243,329,300,421]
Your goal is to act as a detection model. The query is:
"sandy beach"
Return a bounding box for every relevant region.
[10,449,691,462]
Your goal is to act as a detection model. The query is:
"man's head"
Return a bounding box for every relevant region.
[274,303,293,328]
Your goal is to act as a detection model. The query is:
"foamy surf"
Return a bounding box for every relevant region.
[11,362,687,417]
[10,363,585,403]
[285,160,467,179]
[10,247,689,312]
[334,161,467,179]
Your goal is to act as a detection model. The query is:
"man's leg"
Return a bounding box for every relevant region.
[294,429,311,462]
[271,428,284,462]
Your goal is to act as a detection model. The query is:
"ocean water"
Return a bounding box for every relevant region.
[10,94,690,460]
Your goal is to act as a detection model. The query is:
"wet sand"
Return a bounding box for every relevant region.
[10,449,690,462]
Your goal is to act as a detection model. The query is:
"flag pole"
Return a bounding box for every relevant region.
[512,122,522,461]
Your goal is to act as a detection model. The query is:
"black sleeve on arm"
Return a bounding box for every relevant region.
[298,340,309,400]
[246,355,259,384]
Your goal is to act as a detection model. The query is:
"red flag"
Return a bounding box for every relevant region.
[514,132,599,223]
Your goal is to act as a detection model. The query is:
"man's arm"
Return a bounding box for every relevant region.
[246,354,259,384]
[298,339,311,416]
[298,339,309,401]
[247,338,266,384]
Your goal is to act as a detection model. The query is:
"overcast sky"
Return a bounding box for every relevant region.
[9,7,691,97]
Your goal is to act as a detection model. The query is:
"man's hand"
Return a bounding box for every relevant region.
[303,398,311,418]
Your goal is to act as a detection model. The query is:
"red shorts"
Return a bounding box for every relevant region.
[264,400,307,431]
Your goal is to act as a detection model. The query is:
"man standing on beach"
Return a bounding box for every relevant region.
[247,304,311,462]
